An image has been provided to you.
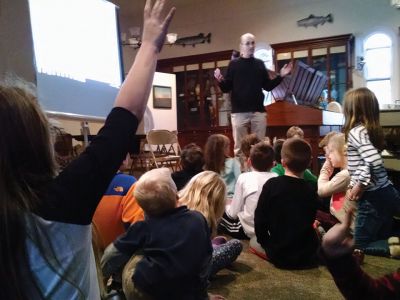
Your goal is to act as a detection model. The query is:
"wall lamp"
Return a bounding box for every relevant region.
[121,27,178,49]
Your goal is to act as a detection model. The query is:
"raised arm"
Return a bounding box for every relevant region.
[114,0,175,119]
[47,1,175,226]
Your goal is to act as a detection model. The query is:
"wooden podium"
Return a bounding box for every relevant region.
[266,60,344,174]
[266,101,343,174]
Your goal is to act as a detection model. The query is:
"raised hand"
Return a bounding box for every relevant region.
[322,209,355,258]
[141,0,176,52]
[114,0,175,120]
[279,61,293,77]
[214,68,224,82]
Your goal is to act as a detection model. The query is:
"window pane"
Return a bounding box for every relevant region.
[202,62,215,69]
[217,60,230,67]
[365,48,391,79]
[293,50,308,58]
[366,80,391,107]
[364,33,391,49]
[330,46,346,54]
[312,48,327,56]
[277,52,291,60]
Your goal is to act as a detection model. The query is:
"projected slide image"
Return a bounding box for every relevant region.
[28,0,123,118]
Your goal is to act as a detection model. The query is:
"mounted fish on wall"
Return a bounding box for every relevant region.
[174,33,211,47]
[122,31,212,49]
[297,14,333,28]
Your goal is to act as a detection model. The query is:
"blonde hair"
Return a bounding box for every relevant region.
[134,168,177,217]
[286,126,304,139]
[319,131,339,148]
[178,171,226,236]
[343,87,384,150]
[327,133,346,153]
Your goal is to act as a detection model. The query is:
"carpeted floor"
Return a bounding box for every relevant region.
[208,240,399,300]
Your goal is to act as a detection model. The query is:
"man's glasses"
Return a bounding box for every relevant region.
[241,41,255,46]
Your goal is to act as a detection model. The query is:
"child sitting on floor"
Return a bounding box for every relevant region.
[286,125,304,139]
[101,168,213,300]
[271,138,317,184]
[238,133,260,172]
[171,142,204,190]
[204,134,241,199]
[93,153,143,253]
[179,171,243,276]
[219,142,277,239]
[318,133,355,228]
[254,138,319,269]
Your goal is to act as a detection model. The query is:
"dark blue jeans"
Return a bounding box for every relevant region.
[354,185,400,256]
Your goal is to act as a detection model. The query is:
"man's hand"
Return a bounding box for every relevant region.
[141,0,176,52]
[322,209,355,258]
[214,68,224,82]
[279,61,293,77]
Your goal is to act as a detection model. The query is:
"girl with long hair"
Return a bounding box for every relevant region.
[343,87,400,257]
[0,1,175,298]
[179,171,243,275]
[204,134,241,198]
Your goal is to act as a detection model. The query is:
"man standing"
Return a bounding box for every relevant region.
[214,33,292,155]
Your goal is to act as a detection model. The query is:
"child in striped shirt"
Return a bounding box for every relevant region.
[343,87,400,257]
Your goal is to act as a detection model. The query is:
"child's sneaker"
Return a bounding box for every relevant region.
[388,236,400,258]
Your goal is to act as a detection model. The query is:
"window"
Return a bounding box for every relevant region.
[364,33,392,107]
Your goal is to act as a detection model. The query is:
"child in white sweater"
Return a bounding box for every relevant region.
[219,142,277,239]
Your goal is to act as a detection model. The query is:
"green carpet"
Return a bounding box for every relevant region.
[208,240,399,300]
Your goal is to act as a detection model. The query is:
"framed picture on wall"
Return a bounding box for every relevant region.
[153,85,172,109]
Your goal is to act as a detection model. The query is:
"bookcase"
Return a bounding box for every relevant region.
[157,50,235,150]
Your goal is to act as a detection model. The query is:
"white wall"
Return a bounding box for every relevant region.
[117,0,400,101]
[136,72,177,134]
